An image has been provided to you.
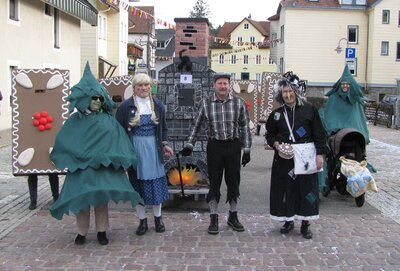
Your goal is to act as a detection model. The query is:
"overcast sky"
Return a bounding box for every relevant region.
[131,0,281,27]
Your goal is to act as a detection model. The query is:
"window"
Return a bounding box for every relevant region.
[271,33,277,48]
[256,73,261,83]
[157,41,165,48]
[348,25,358,43]
[382,10,390,24]
[397,43,400,60]
[231,73,236,80]
[342,0,366,4]
[98,16,107,40]
[45,4,52,16]
[231,55,237,64]
[237,36,242,45]
[241,73,249,80]
[255,55,261,65]
[269,56,274,64]
[280,25,285,43]
[398,11,400,26]
[243,55,249,64]
[54,8,60,48]
[381,41,389,55]
[279,57,284,73]
[244,23,249,29]
[219,54,224,64]
[9,0,19,21]
[250,36,255,43]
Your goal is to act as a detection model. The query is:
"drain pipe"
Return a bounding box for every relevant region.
[364,8,370,95]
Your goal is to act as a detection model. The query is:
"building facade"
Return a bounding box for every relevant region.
[269,0,400,99]
[0,0,97,130]
[210,17,276,82]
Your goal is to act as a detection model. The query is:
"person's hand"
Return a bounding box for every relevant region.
[241,153,250,167]
[163,145,174,157]
[316,154,324,170]
[181,146,193,156]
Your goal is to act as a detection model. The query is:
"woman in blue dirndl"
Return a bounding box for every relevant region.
[116,73,174,235]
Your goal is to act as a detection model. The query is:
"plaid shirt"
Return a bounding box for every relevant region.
[187,93,252,152]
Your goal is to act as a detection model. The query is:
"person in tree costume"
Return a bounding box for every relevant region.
[323,65,369,143]
[49,63,142,246]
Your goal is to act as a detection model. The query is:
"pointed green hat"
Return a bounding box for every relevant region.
[67,62,116,115]
[325,64,364,105]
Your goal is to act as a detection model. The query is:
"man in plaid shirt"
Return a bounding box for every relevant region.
[182,73,252,234]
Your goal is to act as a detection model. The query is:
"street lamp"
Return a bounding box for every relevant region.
[334,38,349,54]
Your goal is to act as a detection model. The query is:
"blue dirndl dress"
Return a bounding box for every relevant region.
[131,114,169,205]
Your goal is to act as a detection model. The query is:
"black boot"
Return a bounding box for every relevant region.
[74,234,86,245]
[27,175,38,210]
[300,221,312,239]
[154,216,166,233]
[97,231,109,245]
[227,211,244,232]
[49,174,59,201]
[208,214,219,234]
[280,221,294,234]
[136,218,148,235]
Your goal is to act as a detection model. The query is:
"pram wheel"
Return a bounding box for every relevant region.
[355,193,365,207]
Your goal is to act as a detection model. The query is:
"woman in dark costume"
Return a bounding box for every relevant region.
[49,63,142,245]
[265,72,326,239]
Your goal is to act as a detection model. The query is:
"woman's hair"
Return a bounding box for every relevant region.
[132,73,152,86]
[274,71,306,105]
[129,73,159,127]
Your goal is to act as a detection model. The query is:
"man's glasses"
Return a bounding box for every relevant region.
[91,96,104,102]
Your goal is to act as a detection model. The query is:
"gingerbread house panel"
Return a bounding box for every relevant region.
[11,69,69,175]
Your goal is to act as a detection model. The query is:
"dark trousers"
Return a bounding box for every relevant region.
[28,174,59,204]
[206,139,241,204]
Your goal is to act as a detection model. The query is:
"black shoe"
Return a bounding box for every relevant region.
[136,218,148,236]
[227,211,245,232]
[97,231,109,245]
[28,201,37,210]
[208,214,219,234]
[355,193,365,207]
[154,216,165,233]
[74,234,86,245]
[300,224,313,239]
[280,221,294,234]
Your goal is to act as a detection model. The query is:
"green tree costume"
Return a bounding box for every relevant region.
[323,65,369,143]
[50,63,142,220]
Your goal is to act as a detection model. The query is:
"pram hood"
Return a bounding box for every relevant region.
[330,128,366,158]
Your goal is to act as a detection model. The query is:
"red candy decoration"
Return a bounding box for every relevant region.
[39,117,48,125]
[33,120,40,127]
[33,112,41,119]
[32,110,54,131]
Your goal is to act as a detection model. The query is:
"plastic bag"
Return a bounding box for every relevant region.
[339,156,378,198]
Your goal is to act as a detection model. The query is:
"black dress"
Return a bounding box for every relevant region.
[265,102,326,221]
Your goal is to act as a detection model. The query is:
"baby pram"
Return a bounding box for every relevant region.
[323,128,366,207]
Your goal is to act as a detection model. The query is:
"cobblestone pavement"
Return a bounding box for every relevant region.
[0,125,399,270]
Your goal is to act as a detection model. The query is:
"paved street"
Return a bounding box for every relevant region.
[0,124,400,270]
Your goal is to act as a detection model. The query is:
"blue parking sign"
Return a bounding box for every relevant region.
[345,48,356,59]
